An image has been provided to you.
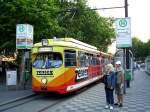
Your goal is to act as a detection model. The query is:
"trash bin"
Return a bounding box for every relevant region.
[125,69,132,81]
[23,70,30,89]
[125,69,132,88]
[23,70,30,81]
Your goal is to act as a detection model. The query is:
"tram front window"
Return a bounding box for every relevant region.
[33,53,62,68]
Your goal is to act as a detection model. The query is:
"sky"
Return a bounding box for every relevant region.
[87,0,150,53]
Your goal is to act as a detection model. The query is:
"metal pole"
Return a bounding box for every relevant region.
[123,48,126,94]
[129,50,134,80]
[125,0,128,17]
[125,0,129,70]
[123,0,129,94]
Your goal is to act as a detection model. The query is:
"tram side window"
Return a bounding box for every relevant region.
[65,50,76,67]
[89,56,93,65]
[101,58,104,64]
[93,57,97,65]
[78,52,89,67]
[79,52,85,67]
[104,58,109,65]
[96,58,100,65]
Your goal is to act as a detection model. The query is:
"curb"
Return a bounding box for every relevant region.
[0,93,35,106]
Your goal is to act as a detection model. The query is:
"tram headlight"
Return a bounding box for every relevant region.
[41,78,47,84]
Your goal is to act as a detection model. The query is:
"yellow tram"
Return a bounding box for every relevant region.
[32,38,112,94]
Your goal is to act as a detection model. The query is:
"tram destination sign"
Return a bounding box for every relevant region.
[115,18,132,48]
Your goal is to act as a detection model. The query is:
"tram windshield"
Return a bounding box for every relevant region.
[33,53,62,68]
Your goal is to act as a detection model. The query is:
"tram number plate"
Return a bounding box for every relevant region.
[37,70,53,75]
[41,86,47,90]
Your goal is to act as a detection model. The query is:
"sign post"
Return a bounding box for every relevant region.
[16,24,33,89]
[115,17,132,94]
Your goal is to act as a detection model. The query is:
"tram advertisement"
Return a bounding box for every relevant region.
[75,67,88,82]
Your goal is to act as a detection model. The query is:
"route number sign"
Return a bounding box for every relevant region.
[16,24,33,49]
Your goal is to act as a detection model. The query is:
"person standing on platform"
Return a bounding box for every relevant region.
[102,64,116,110]
[114,61,124,107]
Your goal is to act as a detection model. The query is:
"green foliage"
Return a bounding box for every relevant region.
[132,37,150,61]
[0,0,115,52]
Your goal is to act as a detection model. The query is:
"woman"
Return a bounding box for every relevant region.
[102,64,116,110]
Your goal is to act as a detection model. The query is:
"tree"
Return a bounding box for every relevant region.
[0,0,115,53]
[56,0,115,51]
[132,37,150,61]
[0,0,61,52]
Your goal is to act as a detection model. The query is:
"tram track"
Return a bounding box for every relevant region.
[0,94,41,112]
[0,82,100,112]
[37,82,101,112]
[37,95,71,112]
[0,93,36,107]
[0,92,76,112]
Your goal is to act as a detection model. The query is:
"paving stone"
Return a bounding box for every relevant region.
[48,70,150,112]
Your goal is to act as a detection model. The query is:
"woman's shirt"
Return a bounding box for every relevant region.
[103,71,116,89]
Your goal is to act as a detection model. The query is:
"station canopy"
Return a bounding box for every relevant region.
[0,54,16,62]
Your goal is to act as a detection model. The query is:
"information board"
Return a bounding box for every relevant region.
[115,18,132,48]
[6,70,17,86]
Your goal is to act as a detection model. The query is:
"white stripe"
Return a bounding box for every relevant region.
[67,75,102,91]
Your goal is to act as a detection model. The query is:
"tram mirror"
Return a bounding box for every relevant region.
[42,39,49,46]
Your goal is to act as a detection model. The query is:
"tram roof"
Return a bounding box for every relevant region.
[100,51,113,58]
[33,38,100,53]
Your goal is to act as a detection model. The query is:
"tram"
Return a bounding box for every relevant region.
[32,38,112,94]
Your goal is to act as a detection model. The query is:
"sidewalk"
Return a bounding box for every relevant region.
[0,74,33,106]
[0,89,34,106]
[47,70,150,112]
